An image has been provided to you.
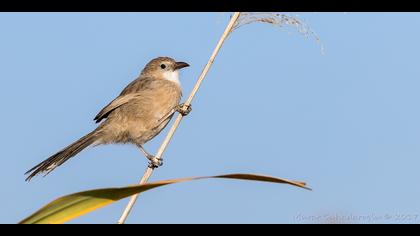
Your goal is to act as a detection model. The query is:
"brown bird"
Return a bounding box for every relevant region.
[25,57,191,181]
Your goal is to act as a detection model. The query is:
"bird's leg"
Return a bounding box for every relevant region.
[157,103,192,124]
[137,144,163,168]
[176,103,192,116]
[158,108,176,124]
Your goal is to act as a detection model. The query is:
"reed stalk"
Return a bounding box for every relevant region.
[117,12,242,224]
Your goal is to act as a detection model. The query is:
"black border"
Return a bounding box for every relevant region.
[0,0,419,12]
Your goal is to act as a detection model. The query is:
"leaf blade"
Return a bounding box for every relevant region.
[20,173,310,224]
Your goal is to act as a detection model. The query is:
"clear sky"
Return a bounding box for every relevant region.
[1,13,420,224]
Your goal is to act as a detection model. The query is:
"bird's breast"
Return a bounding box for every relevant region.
[139,81,182,128]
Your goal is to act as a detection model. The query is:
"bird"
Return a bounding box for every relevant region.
[25,56,191,181]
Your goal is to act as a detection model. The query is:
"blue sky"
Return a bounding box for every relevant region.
[1,13,420,224]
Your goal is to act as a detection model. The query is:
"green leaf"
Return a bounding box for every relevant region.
[20,173,310,224]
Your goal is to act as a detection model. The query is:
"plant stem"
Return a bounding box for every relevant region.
[117,12,241,224]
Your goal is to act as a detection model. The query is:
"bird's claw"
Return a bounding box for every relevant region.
[176,103,192,116]
[147,155,163,168]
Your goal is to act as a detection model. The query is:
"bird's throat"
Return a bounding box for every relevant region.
[162,70,180,86]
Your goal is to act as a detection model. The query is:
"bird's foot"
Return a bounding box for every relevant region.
[176,103,192,116]
[147,155,163,168]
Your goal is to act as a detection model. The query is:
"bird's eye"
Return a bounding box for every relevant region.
[160,64,166,69]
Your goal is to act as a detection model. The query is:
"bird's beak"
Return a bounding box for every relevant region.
[174,61,190,70]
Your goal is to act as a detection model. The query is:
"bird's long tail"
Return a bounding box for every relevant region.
[25,130,100,181]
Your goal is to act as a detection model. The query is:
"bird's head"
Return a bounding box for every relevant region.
[141,57,190,85]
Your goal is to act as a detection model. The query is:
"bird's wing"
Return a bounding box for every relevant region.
[94,77,156,123]
[94,93,142,123]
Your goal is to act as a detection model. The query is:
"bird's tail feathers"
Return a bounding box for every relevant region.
[25,130,100,181]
